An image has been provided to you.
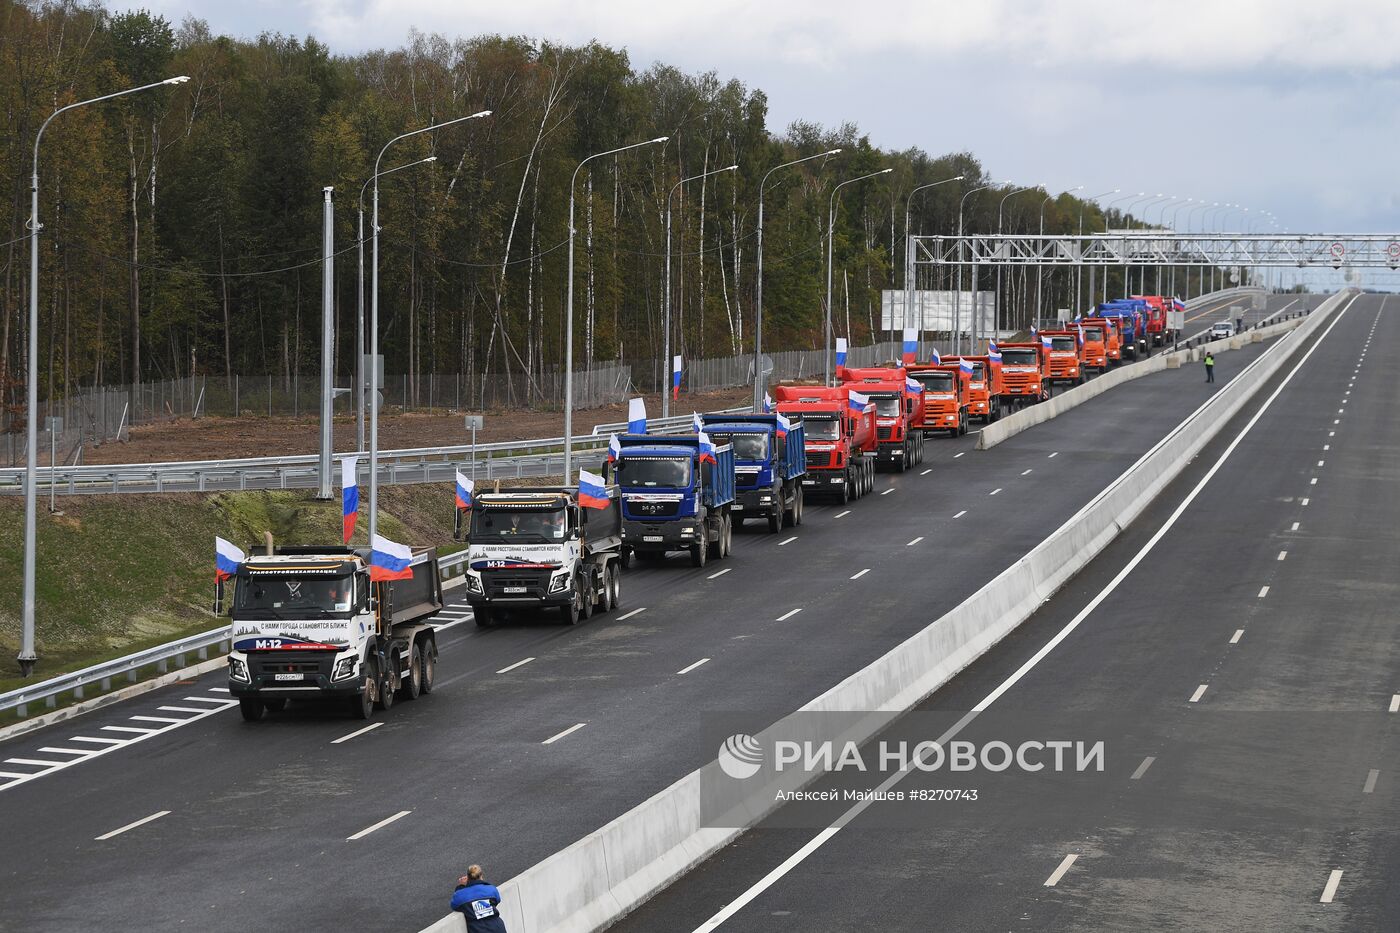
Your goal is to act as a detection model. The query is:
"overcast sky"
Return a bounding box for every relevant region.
[112,0,1400,285]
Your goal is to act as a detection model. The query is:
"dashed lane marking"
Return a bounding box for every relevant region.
[1320,870,1343,904]
[1044,854,1079,887]
[708,568,731,580]
[850,569,870,580]
[347,810,411,841]
[954,510,967,518]
[95,810,171,842]
[541,723,588,745]
[776,609,803,622]
[677,658,711,675]
[331,723,382,745]
[496,657,535,675]
[1189,685,1209,703]
[1130,757,1155,780]
[1231,630,1244,644]
[617,608,647,621]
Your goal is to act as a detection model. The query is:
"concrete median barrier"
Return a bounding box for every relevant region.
[417,292,1349,933]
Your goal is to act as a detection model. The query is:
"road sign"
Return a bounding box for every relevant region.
[463,415,484,431]
[1329,242,1346,262]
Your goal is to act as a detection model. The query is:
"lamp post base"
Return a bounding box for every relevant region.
[17,655,37,677]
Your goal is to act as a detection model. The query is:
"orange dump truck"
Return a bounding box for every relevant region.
[1075,320,1109,374]
[1038,330,1085,387]
[945,356,1002,423]
[907,362,971,436]
[1081,316,1122,367]
[993,341,1047,409]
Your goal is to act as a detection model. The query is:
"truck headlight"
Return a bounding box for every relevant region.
[228,656,250,683]
[680,527,694,536]
[332,655,358,681]
[467,573,483,594]
[549,572,570,594]
[759,495,773,504]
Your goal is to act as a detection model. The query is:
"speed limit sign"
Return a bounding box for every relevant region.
[1330,242,1346,261]
[1387,242,1400,261]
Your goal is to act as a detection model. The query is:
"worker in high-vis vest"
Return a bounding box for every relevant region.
[1204,351,1216,384]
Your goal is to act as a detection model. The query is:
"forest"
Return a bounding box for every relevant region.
[1,0,1179,416]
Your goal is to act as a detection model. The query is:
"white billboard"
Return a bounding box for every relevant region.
[880,290,998,335]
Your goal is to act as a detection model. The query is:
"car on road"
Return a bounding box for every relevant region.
[1209,321,1235,339]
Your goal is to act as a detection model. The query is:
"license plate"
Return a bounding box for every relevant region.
[274,673,303,682]
[503,586,527,594]
[643,535,664,543]
[731,504,744,511]
[802,479,816,486]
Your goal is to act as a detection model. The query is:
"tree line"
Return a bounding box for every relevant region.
[2,0,1186,415]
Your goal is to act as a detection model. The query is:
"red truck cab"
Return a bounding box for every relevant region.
[1132,295,1169,346]
[838,368,926,471]
[773,384,876,504]
[1082,316,1123,366]
[907,362,970,436]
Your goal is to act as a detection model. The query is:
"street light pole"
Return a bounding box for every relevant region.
[1079,189,1118,315]
[996,183,1038,333]
[1037,185,1082,323]
[563,136,668,479]
[664,162,737,419]
[370,110,491,544]
[957,180,1008,352]
[20,74,190,676]
[753,148,841,409]
[904,174,964,358]
[1100,191,1141,305]
[357,155,436,454]
[827,168,893,384]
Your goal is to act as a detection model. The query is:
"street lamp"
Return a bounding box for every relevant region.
[1079,189,1118,314]
[827,168,893,384]
[357,155,437,452]
[1037,185,1082,321]
[996,183,1039,333]
[664,162,737,418]
[563,136,668,479]
[903,173,964,358]
[955,179,1010,352]
[19,74,190,676]
[1100,191,1142,304]
[753,148,842,409]
[370,110,491,543]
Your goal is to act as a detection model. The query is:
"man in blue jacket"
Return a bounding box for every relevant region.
[450,865,508,932]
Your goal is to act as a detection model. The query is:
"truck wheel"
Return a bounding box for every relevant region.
[375,654,396,711]
[577,574,593,620]
[722,515,733,557]
[769,507,782,532]
[793,486,804,525]
[958,414,968,437]
[239,697,265,722]
[475,607,495,628]
[690,540,707,568]
[620,547,632,570]
[606,563,620,611]
[419,637,436,694]
[399,643,422,701]
[351,657,378,720]
[263,698,287,714]
[838,478,850,505]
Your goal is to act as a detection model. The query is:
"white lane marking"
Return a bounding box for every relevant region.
[1044,854,1079,887]
[38,747,89,756]
[129,716,183,725]
[181,696,230,705]
[954,510,967,519]
[1363,769,1379,794]
[834,510,851,519]
[158,706,212,715]
[1301,497,1309,506]
[6,758,69,767]
[0,771,31,779]
[1310,478,1318,485]
[778,536,799,545]
[677,658,711,675]
[1334,419,1340,424]
[1390,695,1400,713]
[1337,409,1344,414]
[989,488,1002,496]
[1323,444,1330,451]
[906,537,924,546]
[850,569,870,580]
[347,810,412,841]
[542,723,587,745]
[1130,757,1155,780]
[1021,469,1033,476]
[435,618,465,633]
[1291,522,1300,531]
[776,608,803,622]
[68,737,124,746]
[331,722,383,744]
[1320,869,1344,904]
[1278,551,1288,561]
[954,452,965,458]
[1230,630,1244,644]
[1189,685,1209,703]
[682,298,1360,933]
[1318,460,1325,467]
[496,657,536,675]
[617,608,647,621]
[95,810,171,842]
[1049,451,1059,458]
[920,468,933,476]
[209,688,230,693]
[708,568,731,580]
[880,489,894,496]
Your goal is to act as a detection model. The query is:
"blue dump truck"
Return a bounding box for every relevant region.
[614,433,736,568]
[700,413,807,533]
[1096,299,1151,360]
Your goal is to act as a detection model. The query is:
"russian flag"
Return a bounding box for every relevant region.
[1030,324,1038,337]
[698,431,717,464]
[902,328,917,364]
[370,533,415,582]
[848,390,872,414]
[763,392,774,414]
[455,470,474,510]
[578,468,610,509]
[959,358,975,377]
[835,336,848,367]
[905,376,923,394]
[1173,297,1186,311]
[627,397,647,434]
[340,455,359,544]
[1073,312,1082,323]
[215,536,245,583]
[672,355,683,400]
[775,414,790,439]
[988,341,1003,365]
[929,348,942,365]
[1077,324,1086,347]
[1041,334,1053,350]
[607,433,621,463]
[692,411,703,434]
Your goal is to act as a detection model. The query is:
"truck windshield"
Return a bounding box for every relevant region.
[236,575,353,617]
[1051,336,1075,351]
[1083,327,1103,340]
[710,433,768,460]
[1001,348,1038,366]
[802,417,840,440]
[872,395,902,417]
[914,372,954,393]
[470,507,566,542]
[616,456,691,488]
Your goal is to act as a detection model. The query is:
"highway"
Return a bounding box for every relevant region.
[613,292,1395,932]
[0,291,1299,932]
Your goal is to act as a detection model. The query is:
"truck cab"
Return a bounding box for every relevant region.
[1039,330,1084,387]
[945,355,1000,423]
[615,434,735,568]
[839,368,925,470]
[773,384,876,504]
[462,488,622,626]
[995,342,1048,408]
[907,363,969,436]
[1132,295,1169,346]
[228,546,441,722]
[1097,300,1150,359]
[700,413,806,533]
[1076,320,1110,373]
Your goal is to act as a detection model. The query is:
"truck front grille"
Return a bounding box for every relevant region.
[806,452,833,468]
[877,427,893,442]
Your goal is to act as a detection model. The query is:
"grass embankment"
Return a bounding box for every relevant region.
[0,484,461,697]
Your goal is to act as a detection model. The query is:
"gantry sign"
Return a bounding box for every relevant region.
[913,233,1400,269]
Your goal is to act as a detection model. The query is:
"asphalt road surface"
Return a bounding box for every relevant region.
[613,292,1395,932]
[0,292,1314,932]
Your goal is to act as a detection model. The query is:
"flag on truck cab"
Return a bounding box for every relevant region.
[455,470,474,510]
[1172,297,1186,311]
[905,376,923,394]
[627,397,647,434]
[835,336,848,367]
[763,392,774,413]
[1041,334,1053,350]
[340,455,359,544]
[1073,312,1082,323]
[988,341,1002,365]
[692,411,702,434]
[848,390,872,414]
[1030,324,1037,337]
[775,413,791,438]
[959,358,975,377]
[698,431,718,464]
[215,537,245,583]
[370,534,415,582]
[607,433,621,463]
[902,328,917,364]
[672,355,683,400]
[928,348,942,365]
[578,468,610,509]
[1077,324,1086,347]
